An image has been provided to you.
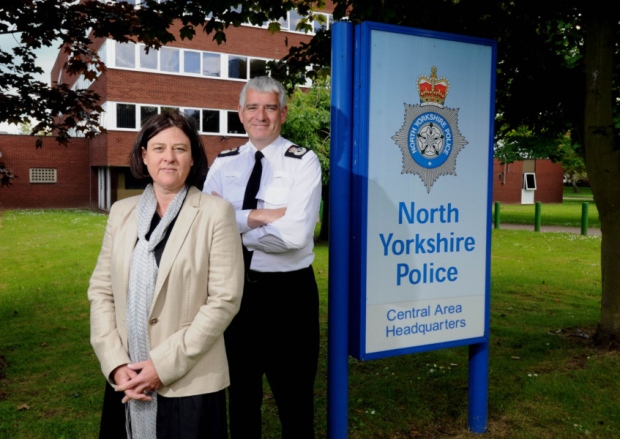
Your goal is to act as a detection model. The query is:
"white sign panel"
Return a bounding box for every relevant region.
[350,22,495,360]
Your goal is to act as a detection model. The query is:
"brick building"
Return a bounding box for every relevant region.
[2,3,567,211]
[492,158,565,204]
[0,4,333,210]
[0,135,91,209]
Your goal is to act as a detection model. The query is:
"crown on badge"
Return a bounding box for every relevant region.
[417,66,449,106]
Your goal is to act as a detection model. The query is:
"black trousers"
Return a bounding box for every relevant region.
[225,265,320,439]
[99,381,228,438]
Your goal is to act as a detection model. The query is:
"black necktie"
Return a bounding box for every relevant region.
[242,150,264,270]
[242,151,264,210]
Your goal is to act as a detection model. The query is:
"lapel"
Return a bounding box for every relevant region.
[120,203,139,305]
[152,186,201,307]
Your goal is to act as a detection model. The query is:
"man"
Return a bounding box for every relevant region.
[203,76,322,438]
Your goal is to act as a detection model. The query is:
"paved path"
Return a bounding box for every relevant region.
[495,223,601,236]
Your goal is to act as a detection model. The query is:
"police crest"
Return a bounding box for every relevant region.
[392,67,468,193]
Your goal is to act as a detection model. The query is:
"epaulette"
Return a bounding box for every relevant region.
[284,145,310,159]
[217,147,240,158]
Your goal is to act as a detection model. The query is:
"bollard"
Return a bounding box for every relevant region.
[534,202,542,232]
[581,202,589,236]
[494,201,500,229]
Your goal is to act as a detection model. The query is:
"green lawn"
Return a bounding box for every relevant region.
[0,208,616,438]
[562,185,593,199]
[493,187,600,228]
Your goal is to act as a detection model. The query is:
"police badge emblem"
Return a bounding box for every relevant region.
[392,67,468,193]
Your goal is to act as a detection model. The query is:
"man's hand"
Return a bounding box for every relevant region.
[248,207,286,229]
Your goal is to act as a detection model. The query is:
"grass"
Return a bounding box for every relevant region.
[493,186,600,228]
[0,208,617,438]
[0,210,107,438]
[562,186,593,199]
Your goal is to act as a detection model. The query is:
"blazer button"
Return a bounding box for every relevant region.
[149,318,159,325]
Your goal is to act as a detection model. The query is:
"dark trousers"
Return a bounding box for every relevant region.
[99,381,228,438]
[225,266,320,439]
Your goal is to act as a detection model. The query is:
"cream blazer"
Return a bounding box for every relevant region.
[88,186,244,397]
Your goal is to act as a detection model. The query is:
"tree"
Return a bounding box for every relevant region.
[554,135,587,193]
[279,0,620,344]
[0,0,323,144]
[494,129,588,193]
[0,162,17,187]
[280,77,331,240]
[17,121,50,137]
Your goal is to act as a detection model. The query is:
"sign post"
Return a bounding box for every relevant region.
[329,21,496,437]
[328,20,354,439]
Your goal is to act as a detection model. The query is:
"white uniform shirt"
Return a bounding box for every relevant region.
[203,136,322,272]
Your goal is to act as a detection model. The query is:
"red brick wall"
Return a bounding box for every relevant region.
[158,22,314,59]
[105,72,244,110]
[493,160,523,203]
[0,135,92,209]
[534,159,565,203]
[492,158,564,204]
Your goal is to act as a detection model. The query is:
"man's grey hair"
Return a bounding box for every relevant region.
[239,76,287,109]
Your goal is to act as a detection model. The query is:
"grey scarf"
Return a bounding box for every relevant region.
[126,183,188,438]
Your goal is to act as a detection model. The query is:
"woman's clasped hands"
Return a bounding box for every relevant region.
[113,360,163,403]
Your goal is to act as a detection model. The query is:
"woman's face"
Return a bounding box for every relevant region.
[142,126,193,195]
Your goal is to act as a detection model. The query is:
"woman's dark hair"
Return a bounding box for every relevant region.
[129,109,209,189]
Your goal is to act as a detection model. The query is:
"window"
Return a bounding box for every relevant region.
[111,44,283,82]
[115,42,135,68]
[228,56,248,80]
[202,110,220,133]
[523,173,537,190]
[227,111,245,134]
[117,104,136,129]
[202,53,221,77]
[183,109,200,128]
[313,18,323,33]
[161,47,180,72]
[278,15,289,30]
[184,51,201,74]
[140,46,158,70]
[289,10,304,32]
[29,168,57,183]
[250,59,268,78]
[141,106,158,125]
[313,13,331,33]
[161,106,179,114]
[109,102,254,136]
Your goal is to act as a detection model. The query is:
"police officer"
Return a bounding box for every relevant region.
[203,76,321,438]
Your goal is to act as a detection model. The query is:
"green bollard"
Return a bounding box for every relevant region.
[534,201,542,232]
[581,202,589,236]
[494,201,500,229]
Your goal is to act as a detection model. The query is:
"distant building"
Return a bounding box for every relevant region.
[493,158,564,204]
[0,3,333,210]
[0,135,90,209]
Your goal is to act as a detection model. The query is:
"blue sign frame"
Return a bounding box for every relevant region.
[348,22,496,361]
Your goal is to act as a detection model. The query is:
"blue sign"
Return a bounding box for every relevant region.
[348,22,496,360]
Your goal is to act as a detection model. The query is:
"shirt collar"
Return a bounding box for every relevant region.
[248,136,285,161]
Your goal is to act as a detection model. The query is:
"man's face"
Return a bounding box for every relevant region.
[238,88,288,149]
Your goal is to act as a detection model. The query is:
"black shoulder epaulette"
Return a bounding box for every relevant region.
[284,145,310,159]
[217,147,240,158]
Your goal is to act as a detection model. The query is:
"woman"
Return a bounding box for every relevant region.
[88,110,244,438]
